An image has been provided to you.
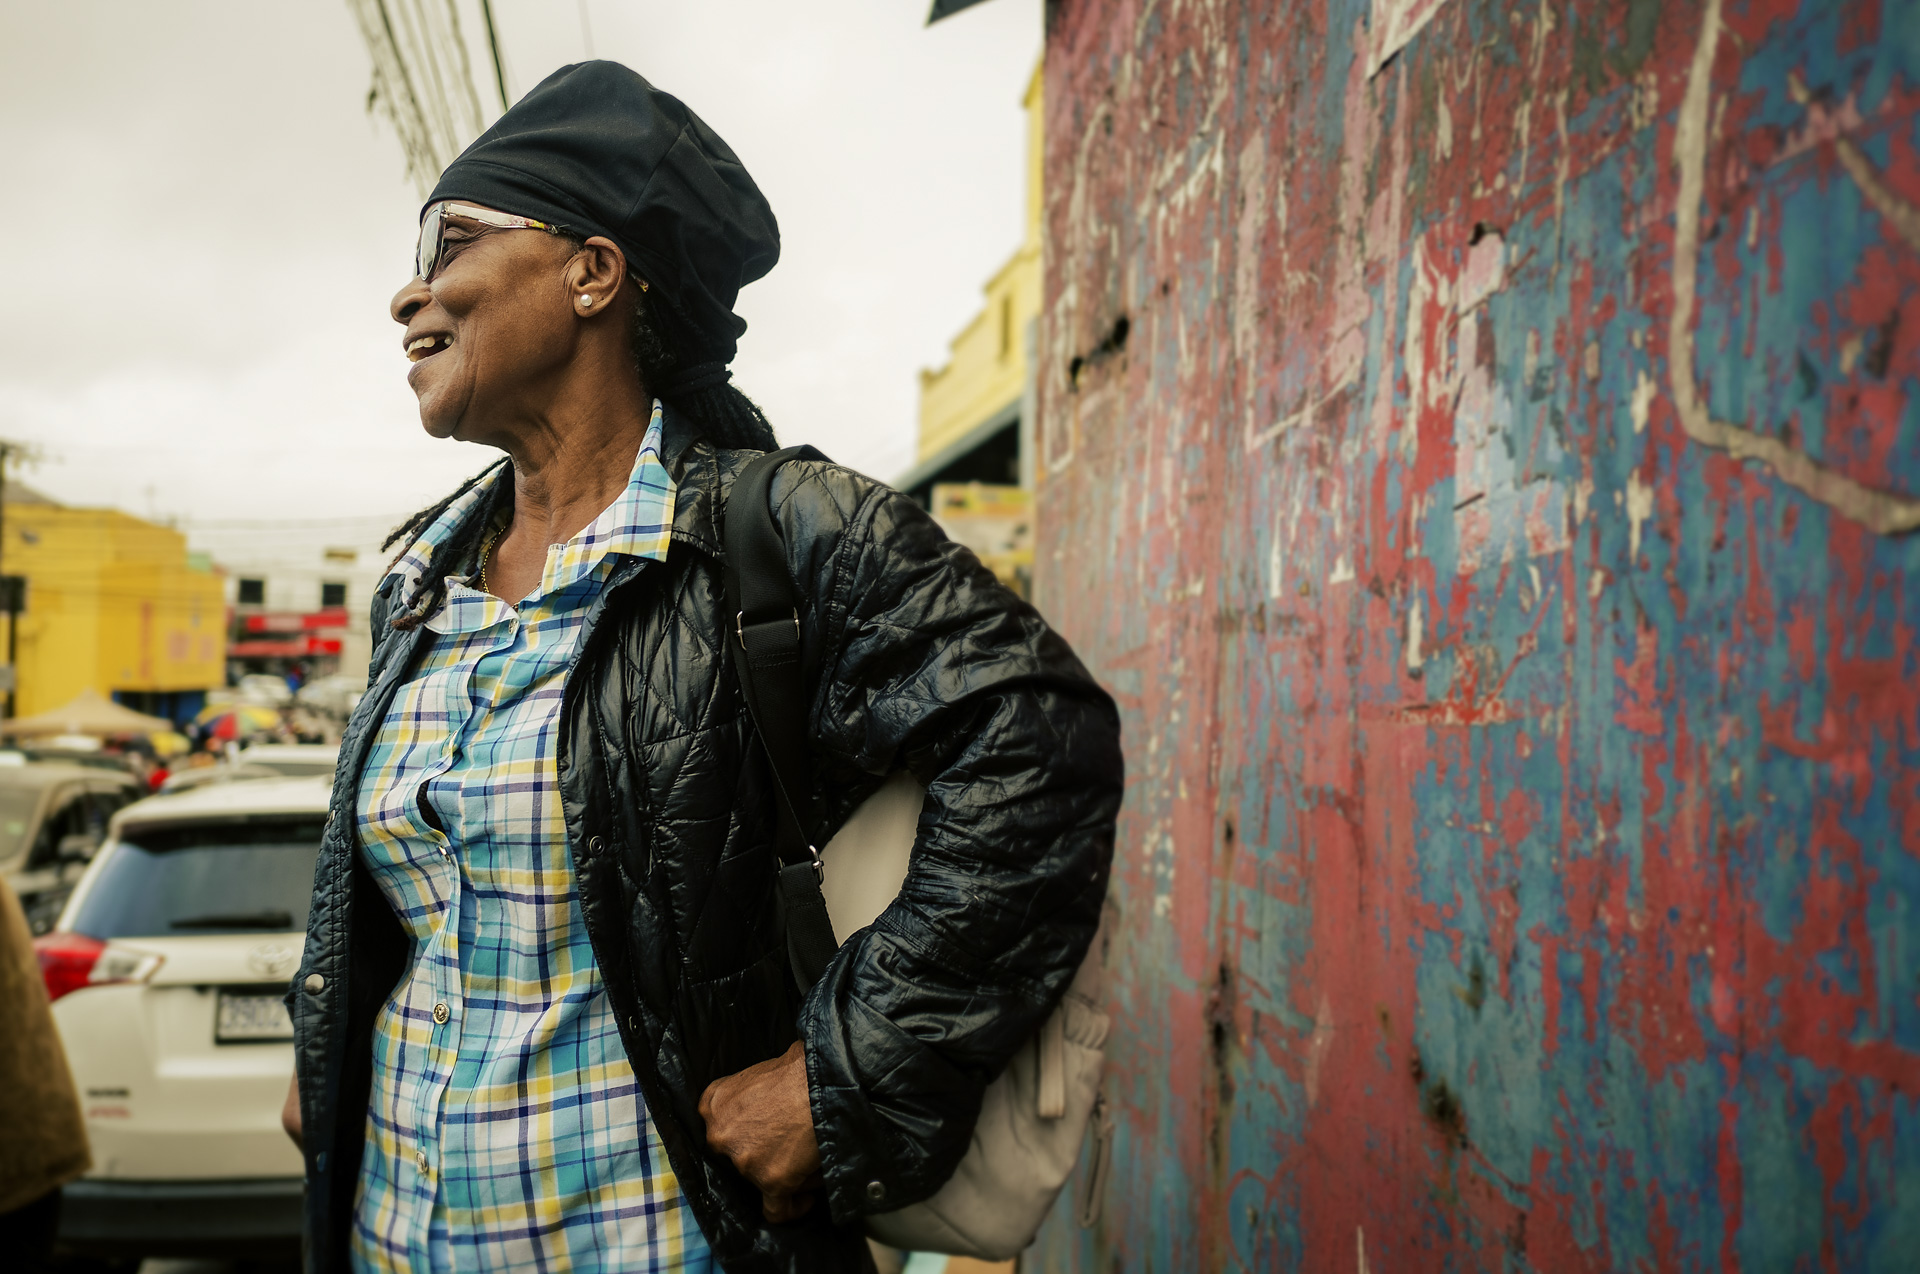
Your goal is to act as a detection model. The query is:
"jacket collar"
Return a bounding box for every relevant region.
[661,401,729,559]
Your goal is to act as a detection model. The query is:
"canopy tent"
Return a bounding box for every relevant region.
[0,688,175,738]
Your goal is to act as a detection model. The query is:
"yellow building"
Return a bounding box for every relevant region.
[902,62,1042,595]
[905,62,1043,498]
[2,485,226,721]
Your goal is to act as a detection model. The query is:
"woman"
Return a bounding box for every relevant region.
[287,61,1122,1274]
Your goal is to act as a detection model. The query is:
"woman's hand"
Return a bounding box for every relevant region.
[281,1072,303,1150]
[699,1040,822,1222]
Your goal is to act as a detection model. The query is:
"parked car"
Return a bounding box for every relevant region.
[294,673,366,722]
[16,744,148,775]
[35,777,327,1262]
[159,743,339,796]
[234,674,294,707]
[0,761,144,934]
[234,743,339,779]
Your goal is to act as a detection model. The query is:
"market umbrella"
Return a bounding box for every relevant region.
[194,703,283,741]
[0,688,175,738]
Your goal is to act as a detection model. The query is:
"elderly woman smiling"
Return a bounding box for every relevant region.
[283,62,1122,1274]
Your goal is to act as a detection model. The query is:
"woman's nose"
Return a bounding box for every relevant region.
[392,276,431,324]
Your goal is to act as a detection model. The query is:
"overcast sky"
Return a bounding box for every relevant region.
[0,0,1039,532]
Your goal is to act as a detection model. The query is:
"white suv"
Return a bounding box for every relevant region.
[34,776,328,1262]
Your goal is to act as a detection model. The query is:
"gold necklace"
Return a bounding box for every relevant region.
[478,524,504,596]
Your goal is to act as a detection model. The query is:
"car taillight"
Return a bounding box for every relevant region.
[33,933,163,1003]
[34,932,104,1002]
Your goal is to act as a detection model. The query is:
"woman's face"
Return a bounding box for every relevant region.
[389,205,582,443]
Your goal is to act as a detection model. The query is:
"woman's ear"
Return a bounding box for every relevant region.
[569,236,627,316]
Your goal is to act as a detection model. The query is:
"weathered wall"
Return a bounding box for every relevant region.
[1029,0,1920,1268]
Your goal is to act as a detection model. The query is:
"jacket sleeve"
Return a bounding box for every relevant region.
[772,463,1124,1222]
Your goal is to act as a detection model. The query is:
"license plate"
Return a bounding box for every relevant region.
[216,991,293,1043]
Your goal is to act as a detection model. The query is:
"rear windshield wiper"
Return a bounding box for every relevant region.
[170,911,295,930]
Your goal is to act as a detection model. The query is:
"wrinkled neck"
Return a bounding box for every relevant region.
[495,359,652,548]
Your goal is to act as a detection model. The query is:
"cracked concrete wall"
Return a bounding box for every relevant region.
[1029,0,1920,1268]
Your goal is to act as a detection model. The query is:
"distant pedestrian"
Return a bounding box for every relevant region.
[285,60,1122,1274]
[0,877,91,1269]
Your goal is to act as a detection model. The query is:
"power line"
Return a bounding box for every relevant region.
[346,0,492,197]
[479,0,510,110]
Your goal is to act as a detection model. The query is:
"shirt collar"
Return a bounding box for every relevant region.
[386,401,677,625]
[536,402,676,597]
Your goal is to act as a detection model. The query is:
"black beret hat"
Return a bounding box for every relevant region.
[426,60,779,366]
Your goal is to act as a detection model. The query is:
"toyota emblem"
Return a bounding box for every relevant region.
[247,942,297,980]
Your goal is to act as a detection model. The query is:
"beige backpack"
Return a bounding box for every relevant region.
[820,775,1111,1259]
[725,449,1112,1260]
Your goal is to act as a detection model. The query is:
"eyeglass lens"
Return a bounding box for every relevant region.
[416,205,445,282]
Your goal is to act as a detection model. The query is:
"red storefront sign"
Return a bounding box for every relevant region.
[228,635,343,658]
[240,609,351,634]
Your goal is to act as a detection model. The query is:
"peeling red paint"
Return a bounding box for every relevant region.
[1027,0,1920,1268]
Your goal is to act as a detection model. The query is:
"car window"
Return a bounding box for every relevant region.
[87,786,133,828]
[68,816,325,939]
[0,785,45,866]
[24,789,86,871]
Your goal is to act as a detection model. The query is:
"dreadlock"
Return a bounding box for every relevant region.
[627,283,778,452]
[382,458,513,631]
[382,247,777,631]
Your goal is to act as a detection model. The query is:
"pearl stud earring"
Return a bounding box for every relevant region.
[579,294,593,307]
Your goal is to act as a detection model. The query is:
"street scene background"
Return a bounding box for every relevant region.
[6,0,1920,1271]
[4,2,1043,1272]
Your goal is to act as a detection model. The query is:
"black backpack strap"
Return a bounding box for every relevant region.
[722,445,840,991]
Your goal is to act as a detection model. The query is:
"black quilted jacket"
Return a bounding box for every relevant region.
[288,409,1124,1273]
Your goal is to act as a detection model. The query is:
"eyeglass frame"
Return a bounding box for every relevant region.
[415,201,570,283]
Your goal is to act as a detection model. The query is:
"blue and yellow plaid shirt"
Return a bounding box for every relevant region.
[351,405,711,1272]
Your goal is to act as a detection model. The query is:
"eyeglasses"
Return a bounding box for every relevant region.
[415,202,568,282]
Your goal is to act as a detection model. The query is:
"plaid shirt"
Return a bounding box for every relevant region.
[350,405,711,1272]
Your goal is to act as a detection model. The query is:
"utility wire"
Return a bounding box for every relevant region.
[345,0,492,197]
[440,0,486,131]
[479,0,510,110]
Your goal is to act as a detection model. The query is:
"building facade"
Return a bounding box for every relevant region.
[1027,0,1920,1269]
[186,518,393,689]
[2,486,225,723]
[904,63,1044,596]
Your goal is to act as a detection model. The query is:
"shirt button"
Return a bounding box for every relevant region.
[432,1002,450,1025]
[438,843,451,858]
[866,1180,886,1204]
[415,1149,430,1174]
